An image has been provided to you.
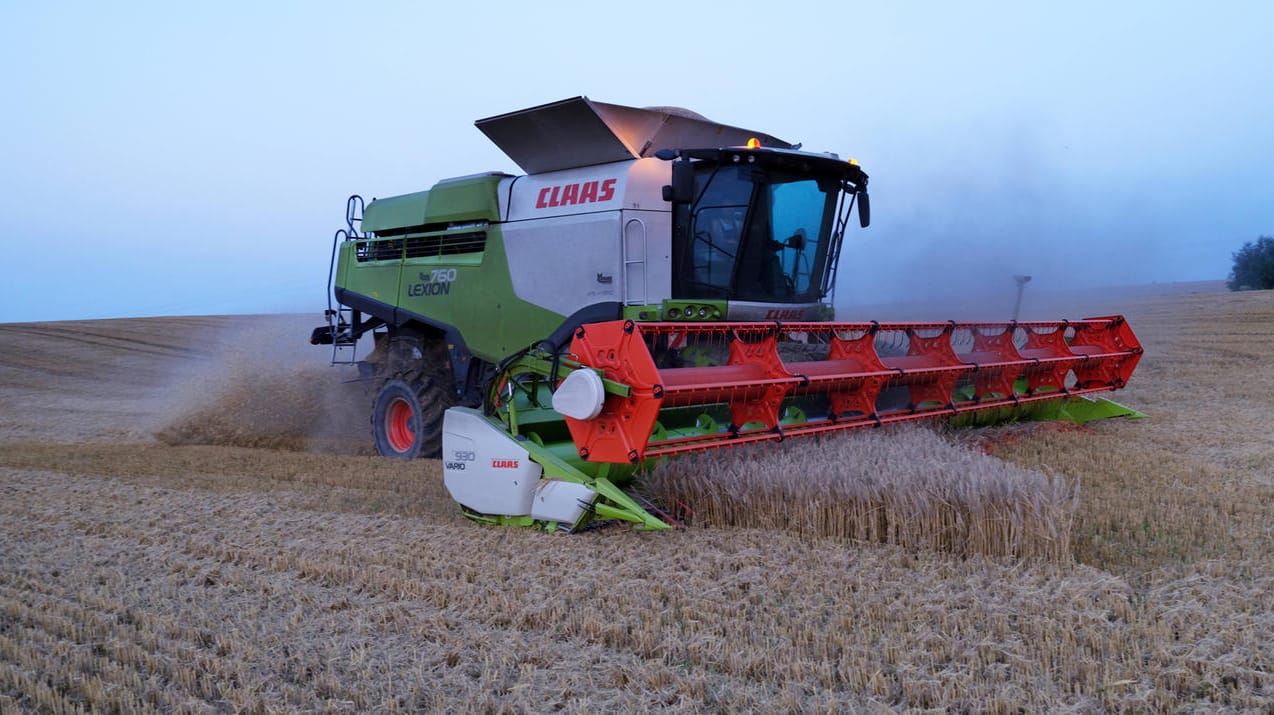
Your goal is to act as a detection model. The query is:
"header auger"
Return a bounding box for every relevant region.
[313,97,1144,532]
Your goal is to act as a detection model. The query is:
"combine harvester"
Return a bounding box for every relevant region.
[313,97,1143,531]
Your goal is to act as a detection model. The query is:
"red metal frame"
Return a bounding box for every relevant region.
[564,317,1142,463]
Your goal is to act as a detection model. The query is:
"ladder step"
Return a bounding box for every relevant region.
[326,307,361,365]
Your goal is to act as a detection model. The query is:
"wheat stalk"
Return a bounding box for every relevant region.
[643,424,1076,561]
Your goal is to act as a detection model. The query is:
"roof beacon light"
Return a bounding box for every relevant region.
[746,137,762,149]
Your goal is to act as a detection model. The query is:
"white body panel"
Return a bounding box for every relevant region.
[501,213,623,315]
[551,369,605,420]
[500,157,669,220]
[620,209,670,307]
[497,159,672,314]
[529,480,596,524]
[442,408,542,516]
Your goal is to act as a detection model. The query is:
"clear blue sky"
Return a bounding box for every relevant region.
[2,1,1271,321]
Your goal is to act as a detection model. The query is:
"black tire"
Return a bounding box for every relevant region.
[372,380,426,459]
[369,332,454,459]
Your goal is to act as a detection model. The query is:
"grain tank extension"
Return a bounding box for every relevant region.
[312,96,1143,531]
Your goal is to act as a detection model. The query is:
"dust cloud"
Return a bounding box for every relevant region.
[154,315,373,454]
[833,117,1199,322]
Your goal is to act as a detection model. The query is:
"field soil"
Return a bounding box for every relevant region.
[2,288,1273,712]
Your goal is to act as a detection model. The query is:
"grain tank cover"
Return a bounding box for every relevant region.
[475,96,794,174]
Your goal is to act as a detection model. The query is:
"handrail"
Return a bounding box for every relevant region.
[345,194,365,237]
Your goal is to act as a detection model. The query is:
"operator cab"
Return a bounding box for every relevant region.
[662,146,869,314]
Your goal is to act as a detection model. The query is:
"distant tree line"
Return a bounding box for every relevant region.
[1227,236,1274,291]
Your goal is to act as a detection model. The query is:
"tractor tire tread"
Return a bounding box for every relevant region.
[369,333,456,459]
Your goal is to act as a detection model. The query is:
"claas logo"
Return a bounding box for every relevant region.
[491,459,520,469]
[535,179,617,209]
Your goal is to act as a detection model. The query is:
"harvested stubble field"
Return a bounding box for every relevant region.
[1,288,1272,712]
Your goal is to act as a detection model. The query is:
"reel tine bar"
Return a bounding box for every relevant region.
[564,318,1142,463]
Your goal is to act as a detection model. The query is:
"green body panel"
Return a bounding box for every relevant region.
[949,395,1146,428]
[336,242,401,307]
[423,175,503,225]
[393,225,564,361]
[360,189,432,233]
[620,299,729,323]
[1019,396,1146,424]
[360,175,504,233]
[335,175,567,363]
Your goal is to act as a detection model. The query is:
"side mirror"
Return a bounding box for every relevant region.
[857,191,870,228]
[661,160,695,204]
[786,228,806,250]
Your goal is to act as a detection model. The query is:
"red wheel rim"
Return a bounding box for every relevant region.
[385,397,416,453]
